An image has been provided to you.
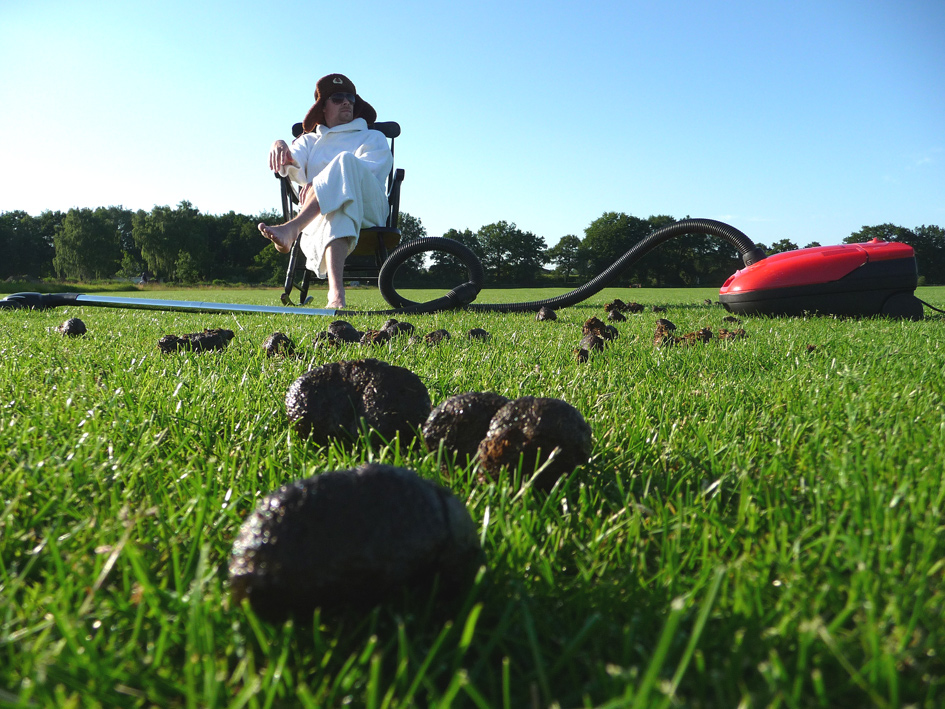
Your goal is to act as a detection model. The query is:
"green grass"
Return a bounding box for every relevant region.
[2,286,945,707]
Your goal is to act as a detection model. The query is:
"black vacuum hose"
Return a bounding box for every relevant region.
[356,218,764,316]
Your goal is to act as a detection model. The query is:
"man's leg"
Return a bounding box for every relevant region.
[258,186,320,253]
[325,238,349,309]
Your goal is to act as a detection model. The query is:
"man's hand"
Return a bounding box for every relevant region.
[269,140,297,172]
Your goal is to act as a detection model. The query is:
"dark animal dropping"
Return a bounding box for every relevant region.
[228,464,482,622]
[262,332,295,357]
[424,329,451,346]
[58,318,86,337]
[158,328,234,354]
[477,396,592,491]
[328,320,363,343]
[381,319,415,337]
[422,392,510,466]
[360,329,391,346]
[285,358,431,447]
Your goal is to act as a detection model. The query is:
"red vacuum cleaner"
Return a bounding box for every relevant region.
[718,238,925,319]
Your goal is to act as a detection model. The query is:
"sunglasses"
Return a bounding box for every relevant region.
[328,93,357,105]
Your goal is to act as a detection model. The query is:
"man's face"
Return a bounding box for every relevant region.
[324,92,356,128]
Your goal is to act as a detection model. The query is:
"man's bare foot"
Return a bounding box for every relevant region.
[326,289,346,309]
[258,222,298,253]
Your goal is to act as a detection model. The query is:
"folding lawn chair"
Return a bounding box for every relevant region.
[278,121,405,306]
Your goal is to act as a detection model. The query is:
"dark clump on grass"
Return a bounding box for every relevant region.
[573,318,618,363]
[477,396,592,492]
[328,320,363,343]
[535,306,557,321]
[262,332,295,358]
[312,330,342,348]
[604,299,626,313]
[285,358,431,447]
[718,327,747,341]
[606,309,626,322]
[57,317,86,337]
[582,317,617,341]
[654,319,678,347]
[228,464,483,623]
[467,328,490,342]
[608,300,643,314]
[381,319,415,337]
[158,328,234,354]
[422,391,510,467]
[424,329,451,346]
[683,327,714,344]
[360,329,391,346]
[579,332,605,353]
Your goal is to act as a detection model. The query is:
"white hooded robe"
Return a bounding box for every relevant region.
[279,118,393,278]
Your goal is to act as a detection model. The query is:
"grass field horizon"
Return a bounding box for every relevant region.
[2,286,944,707]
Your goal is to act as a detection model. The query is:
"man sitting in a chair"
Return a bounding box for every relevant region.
[258,74,393,309]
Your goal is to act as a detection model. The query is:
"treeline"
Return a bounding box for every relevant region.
[2,204,943,287]
[0,203,286,285]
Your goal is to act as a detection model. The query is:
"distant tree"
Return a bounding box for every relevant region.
[133,201,209,281]
[398,212,426,244]
[768,239,799,254]
[251,246,288,285]
[53,208,121,280]
[0,210,59,279]
[803,241,821,249]
[843,224,912,244]
[913,225,945,284]
[477,221,546,284]
[661,215,743,286]
[174,251,200,284]
[545,235,581,283]
[428,227,481,284]
[205,210,270,282]
[91,206,144,278]
[579,212,650,284]
[640,214,693,285]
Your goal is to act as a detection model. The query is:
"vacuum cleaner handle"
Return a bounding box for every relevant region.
[0,292,80,310]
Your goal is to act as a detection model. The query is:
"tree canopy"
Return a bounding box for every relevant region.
[3,205,943,287]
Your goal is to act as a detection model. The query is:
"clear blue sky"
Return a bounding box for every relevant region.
[2,0,942,247]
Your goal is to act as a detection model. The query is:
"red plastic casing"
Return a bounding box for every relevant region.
[720,239,915,294]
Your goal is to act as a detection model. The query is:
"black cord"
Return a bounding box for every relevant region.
[917,298,945,315]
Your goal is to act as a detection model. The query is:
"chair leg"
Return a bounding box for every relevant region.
[300,268,312,305]
[282,239,303,305]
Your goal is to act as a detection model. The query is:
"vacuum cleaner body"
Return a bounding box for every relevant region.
[719,239,923,319]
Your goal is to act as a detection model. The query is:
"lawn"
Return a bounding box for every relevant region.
[2,285,944,707]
